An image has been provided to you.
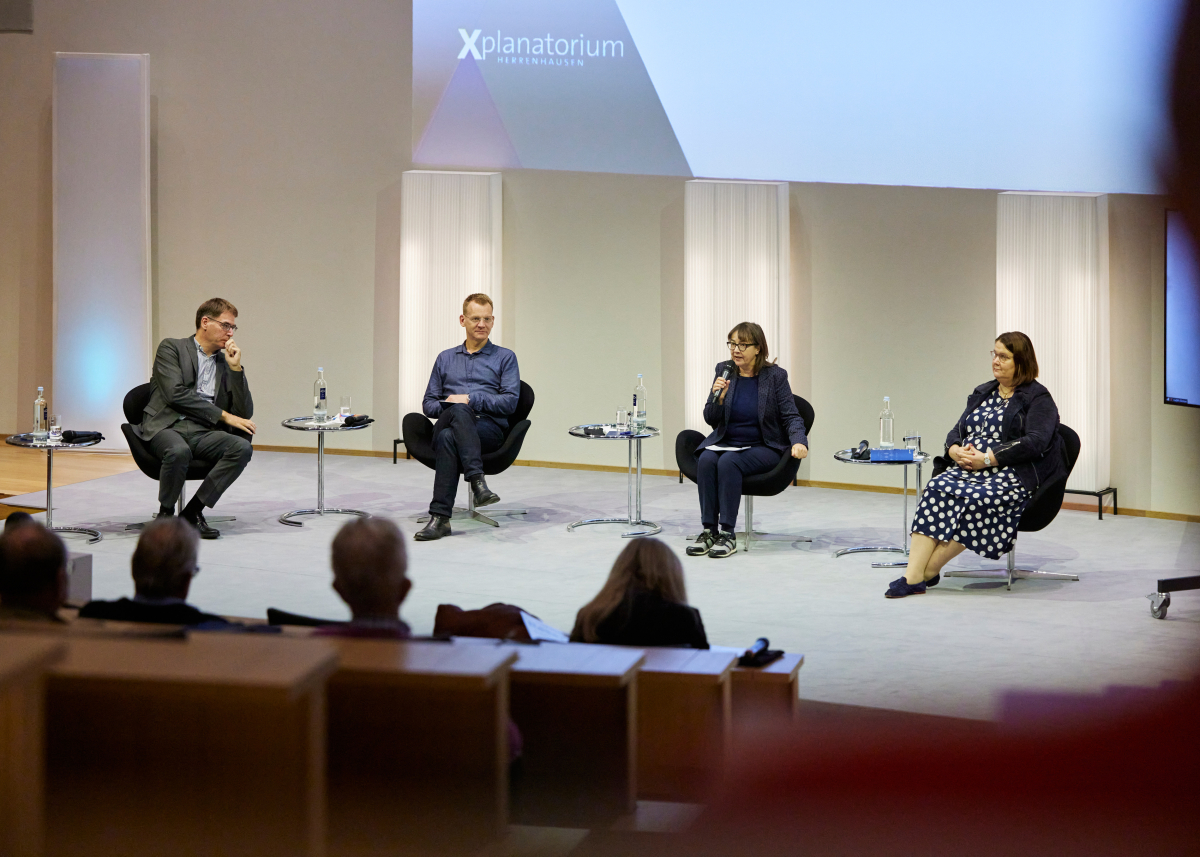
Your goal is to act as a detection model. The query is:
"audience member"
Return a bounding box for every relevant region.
[570,537,708,648]
[0,521,68,623]
[315,517,413,639]
[78,517,231,627]
[3,510,36,532]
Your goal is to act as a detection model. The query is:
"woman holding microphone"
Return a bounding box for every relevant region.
[687,322,809,559]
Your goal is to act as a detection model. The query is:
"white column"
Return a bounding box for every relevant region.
[53,53,151,450]
[398,171,502,424]
[684,180,790,433]
[996,192,1110,492]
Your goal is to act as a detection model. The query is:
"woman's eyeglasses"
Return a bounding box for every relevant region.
[727,341,755,353]
[989,350,1012,363]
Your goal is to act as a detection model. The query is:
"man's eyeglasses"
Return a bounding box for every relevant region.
[205,318,238,333]
[466,316,494,325]
[989,350,1012,363]
[727,341,756,352]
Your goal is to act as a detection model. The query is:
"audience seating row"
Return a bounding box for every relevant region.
[0,626,802,857]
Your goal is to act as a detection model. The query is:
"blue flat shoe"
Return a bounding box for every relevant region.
[926,573,940,587]
[885,579,927,598]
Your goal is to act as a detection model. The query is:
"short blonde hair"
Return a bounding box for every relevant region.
[462,293,493,315]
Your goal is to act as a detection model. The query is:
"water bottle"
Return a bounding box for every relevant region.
[32,387,48,439]
[632,374,647,432]
[313,368,328,420]
[879,396,894,449]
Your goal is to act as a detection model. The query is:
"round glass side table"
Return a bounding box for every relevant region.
[278,417,371,527]
[566,424,661,537]
[5,433,103,543]
[832,448,930,568]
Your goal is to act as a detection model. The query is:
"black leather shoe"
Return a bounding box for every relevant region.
[414,515,451,541]
[183,509,220,540]
[470,477,500,507]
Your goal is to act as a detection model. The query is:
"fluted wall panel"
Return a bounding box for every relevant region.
[996,192,1110,492]
[398,170,502,424]
[684,180,790,433]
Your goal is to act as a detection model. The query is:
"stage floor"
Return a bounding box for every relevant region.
[5,451,1198,720]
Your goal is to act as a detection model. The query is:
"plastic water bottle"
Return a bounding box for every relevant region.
[879,396,894,449]
[313,368,328,420]
[32,387,48,439]
[632,374,647,432]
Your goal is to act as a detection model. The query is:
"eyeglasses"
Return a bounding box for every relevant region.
[727,341,756,352]
[205,318,238,333]
[989,350,1012,363]
[465,316,494,325]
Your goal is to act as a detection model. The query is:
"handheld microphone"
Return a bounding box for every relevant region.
[708,361,734,404]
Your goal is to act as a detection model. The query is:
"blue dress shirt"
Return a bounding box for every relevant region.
[422,340,520,429]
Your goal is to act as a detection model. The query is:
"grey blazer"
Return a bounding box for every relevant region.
[697,362,808,454]
[134,336,254,441]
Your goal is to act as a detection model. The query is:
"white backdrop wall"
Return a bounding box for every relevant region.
[398,171,502,425]
[684,180,789,434]
[997,192,1111,492]
[52,53,150,450]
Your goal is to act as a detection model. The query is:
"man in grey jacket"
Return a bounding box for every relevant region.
[135,298,257,538]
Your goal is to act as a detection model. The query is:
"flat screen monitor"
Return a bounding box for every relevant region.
[1166,210,1200,408]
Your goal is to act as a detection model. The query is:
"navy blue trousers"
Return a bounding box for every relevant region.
[429,404,504,518]
[697,446,781,532]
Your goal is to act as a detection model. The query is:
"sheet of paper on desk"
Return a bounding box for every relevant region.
[706,445,748,452]
[521,611,570,643]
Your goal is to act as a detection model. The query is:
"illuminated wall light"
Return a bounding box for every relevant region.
[52,53,151,450]
[398,171,502,425]
[684,180,790,434]
[996,192,1110,492]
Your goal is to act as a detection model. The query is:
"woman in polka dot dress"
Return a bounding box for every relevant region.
[885,332,1066,598]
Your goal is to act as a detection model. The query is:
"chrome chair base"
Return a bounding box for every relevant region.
[943,549,1080,591]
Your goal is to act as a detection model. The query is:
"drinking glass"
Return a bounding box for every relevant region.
[615,409,629,430]
[340,395,352,418]
[904,435,920,453]
[48,414,63,442]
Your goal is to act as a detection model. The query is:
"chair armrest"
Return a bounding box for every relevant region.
[675,430,705,485]
[482,420,531,475]
[401,412,437,469]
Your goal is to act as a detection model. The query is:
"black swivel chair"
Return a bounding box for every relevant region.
[675,395,816,552]
[119,383,236,528]
[943,423,1081,590]
[400,381,535,528]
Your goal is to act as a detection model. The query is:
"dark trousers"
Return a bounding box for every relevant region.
[430,404,504,517]
[697,446,781,531]
[147,419,253,508]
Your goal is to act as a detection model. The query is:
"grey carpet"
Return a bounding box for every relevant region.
[8,450,1199,721]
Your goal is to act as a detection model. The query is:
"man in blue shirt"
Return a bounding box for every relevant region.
[415,294,520,541]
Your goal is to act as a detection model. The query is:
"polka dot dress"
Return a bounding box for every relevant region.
[911,391,1031,560]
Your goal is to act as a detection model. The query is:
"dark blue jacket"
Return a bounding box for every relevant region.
[944,379,1065,494]
[698,362,808,454]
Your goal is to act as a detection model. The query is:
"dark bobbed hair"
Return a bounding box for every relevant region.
[195,297,238,330]
[996,331,1039,387]
[727,321,774,375]
[132,517,200,599]
[0,523,66,598]
[573,538,687,644]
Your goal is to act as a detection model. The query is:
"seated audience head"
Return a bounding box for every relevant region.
[132,516,200,600]
[993,331,1038,388]
[3,511,36,532]
[330,517,411,621]
[0,522,68,619]
[574,537,688,643]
